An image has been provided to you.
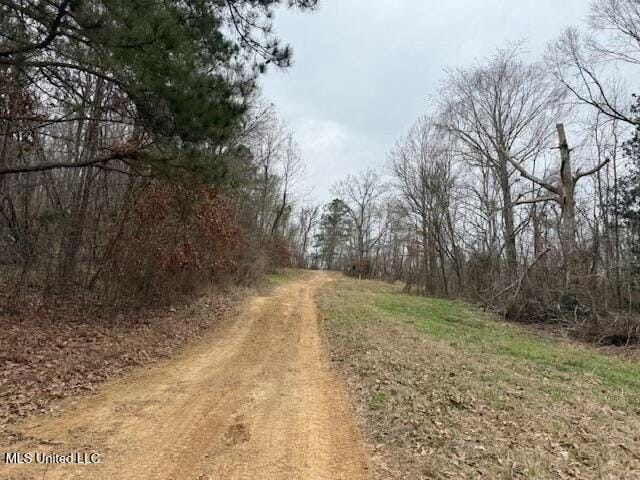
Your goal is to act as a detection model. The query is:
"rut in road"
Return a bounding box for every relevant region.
[1,272,370,480]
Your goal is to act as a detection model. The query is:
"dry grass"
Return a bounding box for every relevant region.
[319,276,640,480]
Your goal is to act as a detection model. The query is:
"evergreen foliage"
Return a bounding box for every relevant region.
[314,199,351,270]
[0,0,317,181]
[618,95,640,275]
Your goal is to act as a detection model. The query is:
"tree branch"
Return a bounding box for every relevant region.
[0,58,120,86]
[0,150,139,175]
[0,0,71,57]
[505,155,561,195]
[513,195,560,206]
[573,158,610,183]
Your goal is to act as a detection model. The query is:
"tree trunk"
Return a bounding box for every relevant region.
[496,149,517,281]
[420,215,431,295]
[557,124,579,292]
[57,78,105,286]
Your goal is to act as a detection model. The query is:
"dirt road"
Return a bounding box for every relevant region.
[1,272,370,480]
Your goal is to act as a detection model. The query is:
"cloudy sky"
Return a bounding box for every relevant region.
[261,0,592,203]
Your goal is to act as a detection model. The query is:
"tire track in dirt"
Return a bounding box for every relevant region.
[0,272,370,480]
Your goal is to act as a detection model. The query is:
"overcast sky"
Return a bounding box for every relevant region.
[261,0,592,203]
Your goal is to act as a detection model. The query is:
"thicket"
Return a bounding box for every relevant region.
[0,0,317,310]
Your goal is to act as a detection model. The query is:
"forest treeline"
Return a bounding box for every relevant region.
[310,0,640,343]
[2,0,640,344]
[0,0,318,308]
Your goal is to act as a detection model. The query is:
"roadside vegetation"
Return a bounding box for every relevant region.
[312,0,640,347]
[0,1,318,430]
[0,0,320,313]
[320,275,640,479]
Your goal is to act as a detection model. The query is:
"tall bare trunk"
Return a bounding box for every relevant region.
[557,124,579,291]
[57,78,104,286]
[497,149,517,281]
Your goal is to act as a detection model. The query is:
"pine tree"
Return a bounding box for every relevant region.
[314,199,351,270]
[617,95,640,276]
[0,0,317,181]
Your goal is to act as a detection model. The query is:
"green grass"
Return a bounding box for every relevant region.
[320,275,640,478]
[368,392,387,410]
[264,268,303,287]
[265,273,291,286]
[321,276,640,410]
[375,293,640,398]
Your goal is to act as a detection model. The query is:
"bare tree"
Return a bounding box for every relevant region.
[589,0,640,64]
[548,0,640,126]
[438,45,565,281]
[508,124,609,290]
[271,135,305,236]
[549,28,635,126]
[332,169,386,278]
[250,108,288,236]
[389,117,462,294]
[295,204,320,268]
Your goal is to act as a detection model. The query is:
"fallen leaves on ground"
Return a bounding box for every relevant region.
[321,281,640,480]
[0,287,244,432]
